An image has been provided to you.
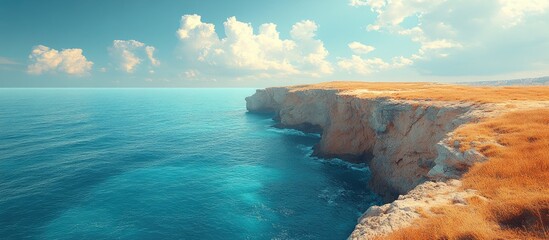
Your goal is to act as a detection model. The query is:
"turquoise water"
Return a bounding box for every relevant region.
[0,89,382,239]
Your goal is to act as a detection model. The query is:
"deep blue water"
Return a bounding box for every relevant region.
[0,89,382,239]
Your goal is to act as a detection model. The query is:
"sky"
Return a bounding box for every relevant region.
[1,0,548,87]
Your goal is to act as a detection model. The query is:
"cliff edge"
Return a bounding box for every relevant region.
[246,82,549,239]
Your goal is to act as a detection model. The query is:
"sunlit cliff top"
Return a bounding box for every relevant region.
[287,81,549,103]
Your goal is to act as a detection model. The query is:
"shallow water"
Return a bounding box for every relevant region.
[0,89,382,239]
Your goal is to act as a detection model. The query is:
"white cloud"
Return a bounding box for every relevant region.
[369,0,446,29]
[110,40,160,73]
[362,0,457,58]
[110,40,143,73]
[348,41,375,54]
[349,0,385,9]
[290,20,317,40]
[418,39,462,58]
[498,0,549,27]
[391,56,414,68]
[145,46,160,66]
[176,14,333,79]
[352,0,549,76]
[397,27,425,42]
[363,0,549,49]
[349,0,367,7]
[27,45,93,75]
[338,55,388,74]
[338,55,412,75]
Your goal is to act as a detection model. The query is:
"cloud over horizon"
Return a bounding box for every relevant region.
[4,1,549,87]
[27,45,93,76]
[176,14,333,80]
[346,0,549,76]
[109,40,160,73]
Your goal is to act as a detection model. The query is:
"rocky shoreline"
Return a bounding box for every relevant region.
[245,86,490,239]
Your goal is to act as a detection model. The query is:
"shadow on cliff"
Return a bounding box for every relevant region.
[246,111,393,203]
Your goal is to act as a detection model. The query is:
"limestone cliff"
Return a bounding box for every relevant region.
[246,87,484,197]
[245,86,492,239]
[246,83,549,239]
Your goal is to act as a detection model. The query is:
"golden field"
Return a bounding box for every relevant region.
[291,82,549,239]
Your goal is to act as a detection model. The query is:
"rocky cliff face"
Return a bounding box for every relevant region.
[246,87,489,239]
[246,87,484,197]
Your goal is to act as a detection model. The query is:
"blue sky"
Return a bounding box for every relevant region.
[1,0,548,87]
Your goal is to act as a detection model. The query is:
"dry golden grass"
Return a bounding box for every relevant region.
[290,81,549,103]
[381,109,549,240]
[289,82,549,239]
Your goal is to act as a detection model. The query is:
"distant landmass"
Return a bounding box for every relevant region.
[460,76,549,86]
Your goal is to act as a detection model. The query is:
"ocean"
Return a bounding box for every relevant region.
[0,88,382,239]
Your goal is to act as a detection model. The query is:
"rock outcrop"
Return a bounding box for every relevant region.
[246,87,484,195]
[245,86,490,239]
[349,180,485,240]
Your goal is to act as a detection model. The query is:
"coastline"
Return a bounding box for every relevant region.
[245,82,549,239]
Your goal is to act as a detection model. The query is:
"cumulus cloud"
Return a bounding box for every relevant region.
[349,0,385,8]
[363,0,549,50]
[290,20,318,40]
[349,0,367,7]
[338,56,388,75]
[348,42,375,55]
[145,46,160,66]
[338,55,412,75]
[109,40,160,73]
[351,0,549,76]
[338,41,406,75]
[176,14,333,79]
[498,0,549,27]
[27,45,93,75]
[361,0,458,60]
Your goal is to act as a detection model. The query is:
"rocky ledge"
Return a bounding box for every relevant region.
[245,84,491,239]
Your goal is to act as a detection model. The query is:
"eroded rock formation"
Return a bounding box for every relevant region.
[245,86,488,239]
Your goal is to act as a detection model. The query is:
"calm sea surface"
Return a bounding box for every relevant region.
[0,89,382,239]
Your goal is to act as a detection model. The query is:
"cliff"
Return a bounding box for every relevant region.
[246,85,482,198]
[245,82,549,239]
